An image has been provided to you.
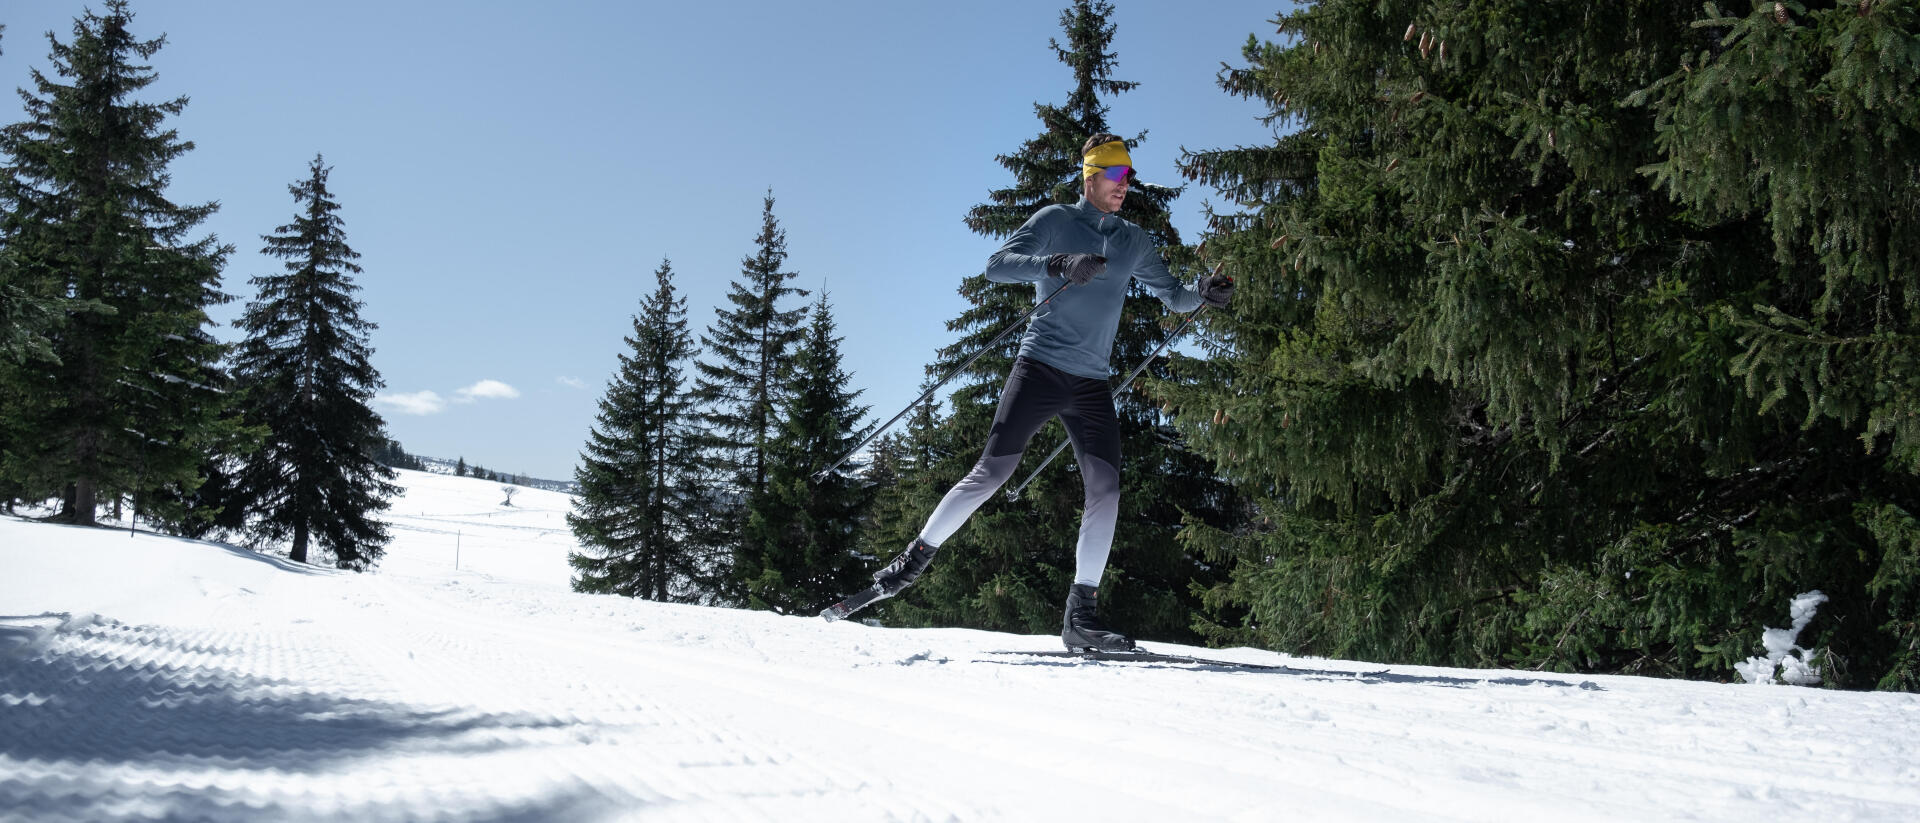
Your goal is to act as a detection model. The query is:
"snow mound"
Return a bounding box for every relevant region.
[1736,590,1830,687]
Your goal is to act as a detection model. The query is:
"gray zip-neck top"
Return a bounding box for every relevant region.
[983,197,1204,380]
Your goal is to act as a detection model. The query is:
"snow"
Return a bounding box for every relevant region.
[4,470,1919,821]
[376,470,578,588]
[1736,590,1831,687]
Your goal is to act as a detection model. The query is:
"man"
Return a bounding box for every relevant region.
[856,134,1233,651]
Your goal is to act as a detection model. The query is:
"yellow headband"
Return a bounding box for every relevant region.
[1081,140,1133,180]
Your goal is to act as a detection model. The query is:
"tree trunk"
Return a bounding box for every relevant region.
[291,521,309,564]
[67,479,99,527]
[655,547,668,602]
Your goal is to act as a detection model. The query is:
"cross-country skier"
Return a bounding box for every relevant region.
[858,134,1235,651]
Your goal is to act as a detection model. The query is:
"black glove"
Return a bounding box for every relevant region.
[1047,253,1107,286]
[1198,272,1235,308]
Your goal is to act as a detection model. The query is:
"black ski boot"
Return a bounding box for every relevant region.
[873,537,938,595]
[1062,584,1135,652]
[820,537,939,622]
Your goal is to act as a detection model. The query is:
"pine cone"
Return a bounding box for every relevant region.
[1405,23,1418,42]
[1774,2,1788,23]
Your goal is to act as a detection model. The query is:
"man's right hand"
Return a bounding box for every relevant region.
[1047,253,1107,286]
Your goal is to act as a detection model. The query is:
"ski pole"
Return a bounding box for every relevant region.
[1003,304,1209,501]
[813,280,1072,482]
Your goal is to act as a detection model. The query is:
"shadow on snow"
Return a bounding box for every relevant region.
[0,613,624,822]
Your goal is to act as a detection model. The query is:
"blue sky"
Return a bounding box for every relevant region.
[1,1,1289,480]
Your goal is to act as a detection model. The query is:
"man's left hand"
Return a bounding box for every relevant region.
[1199,273,1235,308]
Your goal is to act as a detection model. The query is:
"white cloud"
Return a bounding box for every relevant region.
[376,381,517,414]
[556,376,588,390]
[455,380,521,402]
[375,390,447,416]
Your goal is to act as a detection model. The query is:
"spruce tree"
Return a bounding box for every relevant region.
[739,293,874,612]
[0,20,27,509]
[228,155,397,569]
[691,191,810,603]
[874,0,1234,639]
[1166,1,1920,688]
[0,25,82,366]
[0,17,97,507]
[568,259,713,601]
[0,1,238,526]
[1634,1,1920,689]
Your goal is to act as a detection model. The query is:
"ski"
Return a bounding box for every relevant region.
[819,584,891,622]
[988,648,1389,676]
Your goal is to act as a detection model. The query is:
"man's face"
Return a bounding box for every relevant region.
[1086,167,1130,214]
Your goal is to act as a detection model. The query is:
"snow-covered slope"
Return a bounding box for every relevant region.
[376,469,578,587]
[4,470,1919,822]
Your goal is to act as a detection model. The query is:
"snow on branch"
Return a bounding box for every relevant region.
[1734,590,1829,686]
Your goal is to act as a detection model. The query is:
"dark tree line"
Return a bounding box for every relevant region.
[372,440,425,472]
[452,457,527,485]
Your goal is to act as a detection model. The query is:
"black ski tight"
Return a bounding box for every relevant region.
[916,357,1121,587]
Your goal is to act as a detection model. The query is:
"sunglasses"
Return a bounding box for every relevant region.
[1092,164,1134,183]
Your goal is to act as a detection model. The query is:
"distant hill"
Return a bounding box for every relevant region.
[411,454,578,495]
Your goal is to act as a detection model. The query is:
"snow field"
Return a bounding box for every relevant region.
[375,472,579,587]
[4,468,1920,821]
